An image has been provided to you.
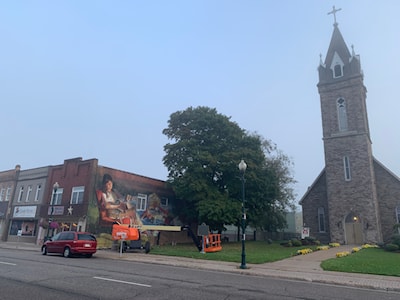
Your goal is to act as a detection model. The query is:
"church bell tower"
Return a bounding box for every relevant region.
[317,7,382,243]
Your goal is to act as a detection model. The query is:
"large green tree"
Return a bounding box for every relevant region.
[163,106,295,232]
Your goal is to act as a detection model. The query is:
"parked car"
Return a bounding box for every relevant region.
[41,231,97,258]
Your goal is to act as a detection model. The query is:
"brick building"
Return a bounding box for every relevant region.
[300,17,400,244]
[3,157,180,245]
[9,166,49,243]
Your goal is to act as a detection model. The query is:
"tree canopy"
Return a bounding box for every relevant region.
[163,106,296,232]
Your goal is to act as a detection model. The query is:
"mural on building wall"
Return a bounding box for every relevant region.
[94,171,170,228]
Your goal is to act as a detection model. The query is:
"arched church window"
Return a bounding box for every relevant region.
[343,156,351,181]
[396,206,400,223]
[318,207,325,232]
[334,64,343,77]
[337,98,348,131]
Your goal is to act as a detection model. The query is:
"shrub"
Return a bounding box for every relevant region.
[390,234,400,247]
[291,239,302,247]
[301,236,320,246]
[377,242,385,248]
[384,243,399,252]
[280,241,292,247]
[301,239,310,245]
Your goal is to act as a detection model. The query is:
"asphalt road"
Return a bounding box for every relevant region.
[0,248,399,300]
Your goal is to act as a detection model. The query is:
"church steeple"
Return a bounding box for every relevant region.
[317,10,369,140]
[318,24,362,84]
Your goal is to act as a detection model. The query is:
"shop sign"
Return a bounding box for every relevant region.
[13,206,37,218]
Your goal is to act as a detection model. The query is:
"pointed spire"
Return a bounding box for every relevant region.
[351,44,355,57]
[325,25,351,68]
[319,53,325,66]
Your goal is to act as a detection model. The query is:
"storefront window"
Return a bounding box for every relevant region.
[9,220,37,236]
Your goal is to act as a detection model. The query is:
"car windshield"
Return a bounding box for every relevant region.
[51,233,61,241]
[77,233,96,241]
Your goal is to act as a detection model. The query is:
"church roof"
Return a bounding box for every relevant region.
[318,23,362,84]
[324,24,351,68]
[298,168,325,205]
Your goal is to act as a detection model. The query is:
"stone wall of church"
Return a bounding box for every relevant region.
[301,172,330,244]
[374,160,400,242]
[323,134,381,244]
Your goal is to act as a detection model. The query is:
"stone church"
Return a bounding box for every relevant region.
[300,11,400,245]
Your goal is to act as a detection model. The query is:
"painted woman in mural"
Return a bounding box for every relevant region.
[96,174,142,227]
[97,174,127,223]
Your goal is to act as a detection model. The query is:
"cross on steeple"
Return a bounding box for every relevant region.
[328,5,342,26]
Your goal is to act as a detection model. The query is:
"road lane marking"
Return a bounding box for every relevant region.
[93,276,151,288]
[0,261,16,266]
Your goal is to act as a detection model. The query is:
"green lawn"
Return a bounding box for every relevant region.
[321,248,400,276]
[151,241,311,264]
[150,241,400,276]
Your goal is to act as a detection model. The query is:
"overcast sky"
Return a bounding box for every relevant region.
[1,1,399,204]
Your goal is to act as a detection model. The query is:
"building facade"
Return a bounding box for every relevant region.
[9,166,49,243]
[300,19,400,244]
[1,157,177,245]
[0,165,20,241]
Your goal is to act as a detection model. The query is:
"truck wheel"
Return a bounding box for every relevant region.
[145,241,151,253]
[122,242,128,253]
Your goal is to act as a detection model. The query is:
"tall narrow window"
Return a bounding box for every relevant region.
[51,188,63,205]
[0,188,5,201]
[71,186,85,204]
[18,186,24,202]
[396,206,400,223]
[137,193,147,211]
[396,206,400,234]
[318,207,326,232]
[34,184,41,201]
[337,98,348,131]
[26,185,32,202]
[343,156,351,181]
[5,187,11,201]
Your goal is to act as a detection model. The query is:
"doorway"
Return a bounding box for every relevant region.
[345,212,363,244]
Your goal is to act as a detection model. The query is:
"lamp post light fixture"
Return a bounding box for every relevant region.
[47,182,59,240]
[238,159,247,269]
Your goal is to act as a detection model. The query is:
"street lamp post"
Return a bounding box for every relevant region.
[238,159,247,269]
[47,182,59,240]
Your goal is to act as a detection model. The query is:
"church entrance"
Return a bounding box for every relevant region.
[344,212,363,244]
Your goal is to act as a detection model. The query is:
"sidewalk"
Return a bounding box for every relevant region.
[1,241,399,292]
